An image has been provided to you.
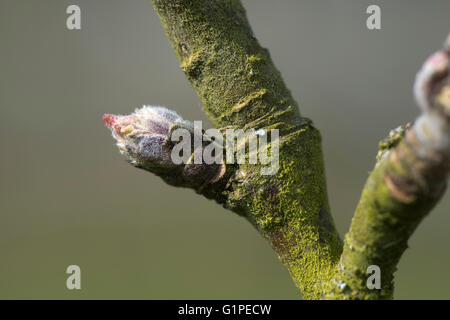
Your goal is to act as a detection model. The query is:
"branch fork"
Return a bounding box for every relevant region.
[103,0,450,299]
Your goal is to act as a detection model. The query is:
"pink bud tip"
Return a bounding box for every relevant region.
[103,114,118,128]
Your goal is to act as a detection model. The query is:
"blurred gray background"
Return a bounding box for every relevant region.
[1,0,449,299]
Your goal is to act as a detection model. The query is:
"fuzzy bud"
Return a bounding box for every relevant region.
[103,106,225,190]
[414,35,450,114]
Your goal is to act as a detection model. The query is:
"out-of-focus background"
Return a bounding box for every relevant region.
[1,0,449,299]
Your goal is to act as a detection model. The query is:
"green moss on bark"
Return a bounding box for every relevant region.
[151,0,342,299]
[150,0,449,300]
[328,134,446,299]
[152,0,301,132]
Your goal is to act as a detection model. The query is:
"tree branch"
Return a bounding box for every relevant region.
[103,0,450,299]
[149,0,343,299]
[329,36,450,299]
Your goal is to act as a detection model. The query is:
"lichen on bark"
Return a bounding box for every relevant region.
[150,0,343,299]
[104,0,450,299]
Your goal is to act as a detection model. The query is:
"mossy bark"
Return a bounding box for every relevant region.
[151,0,342,299]
[149,0,450,299]
[329,123,449,299]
